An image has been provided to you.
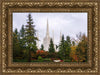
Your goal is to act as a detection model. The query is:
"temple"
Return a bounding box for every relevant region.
[43,19,51,51]
[36,19,62,52]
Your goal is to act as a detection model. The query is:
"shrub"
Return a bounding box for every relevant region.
[38,56,43,60]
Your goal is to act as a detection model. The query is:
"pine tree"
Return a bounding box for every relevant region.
[20,25,25,38]
[40,44,44,50]
[13,28,21,59]
[72,41,75,46]
[15,28,18,34]
[58,35,66,59]
[14,28,20,40]
[65,36,71,60]
[19,25,26,53]
[49,38,55,53]
[66,36,71,46]
[25,13,38,62]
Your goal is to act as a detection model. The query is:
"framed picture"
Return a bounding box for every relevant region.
[0,0,99,75]
[13,12,88,63]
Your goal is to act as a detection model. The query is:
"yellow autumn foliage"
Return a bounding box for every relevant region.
[70,46,77,57]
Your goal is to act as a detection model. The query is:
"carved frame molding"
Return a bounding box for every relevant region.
[1,1,99,74]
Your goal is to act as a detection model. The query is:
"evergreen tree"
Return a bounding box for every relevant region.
[13,29,21,59]
[49,38,55,53]
[65,36,71,60]
[72,41,75,46]
[56,45,59,49]
[19,25,26,58]
[15,28,18,34]
[40,44,44,50]
[19,25,26,48]
[25,13,38,62]
[58,35,66,59]
[66,36,71,46]
[14,28,20,40]
[20,25,25,38]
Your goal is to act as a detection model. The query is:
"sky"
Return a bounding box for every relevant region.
[13,12,87,47]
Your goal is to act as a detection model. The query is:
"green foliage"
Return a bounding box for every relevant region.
[72,41,75,46]
[20,25,25,38]
[13,29,21,59]
[58,35,66,59]
[14,28,18,34]
[65,36,71,60]
[13,14,88,63]
[31,58,51,62]
[42,58,51,62]
[64,59,72,62]
[66,36,71,46]
[49,39,55,53]
[56,45,59,49]
[38,56,43,60]
[76,33,88,62]
[25,14,38,49]
[31,44,38,53]
[13,14,38,62]
[40,44,44,50]
[24,13,38,62]
[19,25,26,49]
[58,35,71,60]
[13,59,28,62]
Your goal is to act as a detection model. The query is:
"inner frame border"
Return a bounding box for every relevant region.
[1,1,98,73]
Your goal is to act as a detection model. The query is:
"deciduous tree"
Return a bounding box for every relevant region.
[76,33,88,62]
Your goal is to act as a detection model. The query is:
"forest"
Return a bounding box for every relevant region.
[13,13,88,62]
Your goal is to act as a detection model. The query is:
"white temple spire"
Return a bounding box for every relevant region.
[60,31,62,42]
[46,19,49,37]
[52,30,54,43]
[36,32,40,49]
[43,19,50,51]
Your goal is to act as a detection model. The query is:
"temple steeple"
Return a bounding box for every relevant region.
[46,19,49,37]
[60,31,62,42]
[43,19,58,52]
[36,32,40,49]
[52,30,54,43]
[43,19,50,51]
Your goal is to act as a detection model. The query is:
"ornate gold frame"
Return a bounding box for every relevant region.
[0,0,99,74]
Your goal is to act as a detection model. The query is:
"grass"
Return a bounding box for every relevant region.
[13,58,82,62]
[13,59,28,62]
[31,58,52,62]
[64,59,72,62]
[13,58,52,62]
